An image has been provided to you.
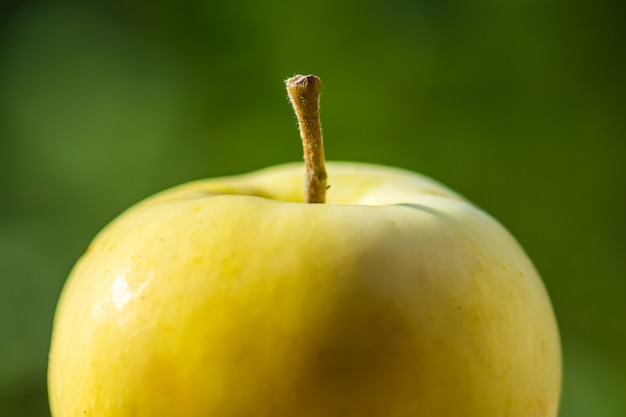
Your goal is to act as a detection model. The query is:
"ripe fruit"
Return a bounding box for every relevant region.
[48,75,561,417]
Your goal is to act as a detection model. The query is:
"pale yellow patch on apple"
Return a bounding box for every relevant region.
[48,162,561,417]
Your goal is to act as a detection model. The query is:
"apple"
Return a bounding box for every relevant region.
[48,75,561,417]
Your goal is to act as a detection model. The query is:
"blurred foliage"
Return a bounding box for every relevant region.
[0,0,624,416]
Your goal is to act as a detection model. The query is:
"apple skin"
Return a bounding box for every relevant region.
[48,162,561,417]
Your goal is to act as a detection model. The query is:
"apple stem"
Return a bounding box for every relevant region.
[286,74,327,204]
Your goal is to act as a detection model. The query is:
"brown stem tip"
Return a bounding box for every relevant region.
[286,74,327,204]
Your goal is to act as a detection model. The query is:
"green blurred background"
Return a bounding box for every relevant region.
[0,0,624,416]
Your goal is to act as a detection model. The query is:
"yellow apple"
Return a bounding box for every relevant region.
[48,76,561,417]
